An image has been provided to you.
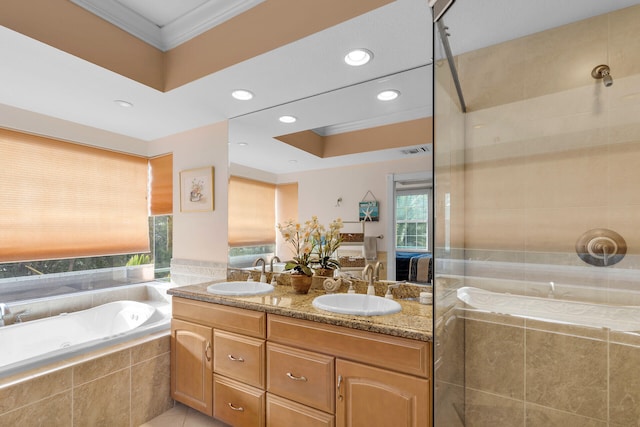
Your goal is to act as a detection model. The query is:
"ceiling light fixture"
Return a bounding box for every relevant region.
[377,90,400,101]
[231,89,254,100]
[344,48,373,66]
[114,99,133,108]
[288,159,298,164]
[279,115,297,123]
[236,142,248,146]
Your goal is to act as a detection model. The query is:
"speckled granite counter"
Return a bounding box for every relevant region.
[167,282,433,342]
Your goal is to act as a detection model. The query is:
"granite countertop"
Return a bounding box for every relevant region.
[167,282,433,342]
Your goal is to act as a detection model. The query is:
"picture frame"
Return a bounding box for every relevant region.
[180,166,215,212]
[359,200,379,222]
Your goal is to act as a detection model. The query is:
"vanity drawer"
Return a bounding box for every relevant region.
[213,374,265,427]
[214,330,265,388]
[267,393,335,427]
[268,314,430,378]
[173,297,266,338]
[267,342,335,413]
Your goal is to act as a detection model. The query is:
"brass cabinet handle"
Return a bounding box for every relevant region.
[205,342,211,362]
[227,354,245,362]
[286,372,308,382]
[228,403,244,412]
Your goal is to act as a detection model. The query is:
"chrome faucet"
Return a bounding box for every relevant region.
[270,256,281,272]
[373,261,384,282]
[0,303,10,326]
[362,264,375,295]
[253,258,267,282]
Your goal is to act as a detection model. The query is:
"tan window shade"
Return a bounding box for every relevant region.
[0,128,150,262]
[276,182,298,225]
[149,154,173,215]
[228,176,276,247]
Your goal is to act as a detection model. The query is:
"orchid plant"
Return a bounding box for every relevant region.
[312,217,344,270]
[277,218,319,276]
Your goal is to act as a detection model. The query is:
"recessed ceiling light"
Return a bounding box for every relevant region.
[288,159,298,164]
[377,90,400,101]
[114,99,133,108]
[236,142,248,146]
[344,48,373,66]
[231,89,254,100]
[279,115,297,123]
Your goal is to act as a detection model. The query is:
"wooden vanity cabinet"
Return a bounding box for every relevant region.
[267,315,431,427]
[170,318,213,416]
[171,297,267,425]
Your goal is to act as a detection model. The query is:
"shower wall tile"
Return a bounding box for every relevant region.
[464,208,526,251]
[465,320,524,399]
[524,319,607,341]
[609,343,640,425]
[606,141,640,207]
[434,381,465,427]
[609,5,640,78]
[525,403,606,427]
[525,330,607,420]
[0,391,72,427]
[435,309,465,386]
[465,388,524,427]
[73,368,131,426]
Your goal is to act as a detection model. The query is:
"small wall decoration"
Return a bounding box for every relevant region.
[359,190,379,222]
[180,166,214,212]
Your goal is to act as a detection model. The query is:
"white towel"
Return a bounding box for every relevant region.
[363,236,377,260]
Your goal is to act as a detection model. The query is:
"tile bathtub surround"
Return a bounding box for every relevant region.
[0,333,172,427]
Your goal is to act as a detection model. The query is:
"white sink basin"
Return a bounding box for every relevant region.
[312,294,402,316]
[207,281,274,296]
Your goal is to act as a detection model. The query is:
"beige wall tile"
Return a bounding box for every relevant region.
[73,368,131,426]
[465,388,524,427]
[131,335,170,364]
[0,391,72,427]
[434,381,465,427]
[465,208,526,251]
[0,368,72,414]
[609,5,640,78]
[131,354,173,426]
[609,343,640,425]
[73,349,131,386]
[525,330,607,420]
[525,403,606,427]
[465,320,524,399]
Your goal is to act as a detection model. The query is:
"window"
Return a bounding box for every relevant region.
[395,188,431,251]
[0,129,173,288]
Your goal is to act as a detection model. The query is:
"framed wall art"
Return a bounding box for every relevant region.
[180,166,214,212]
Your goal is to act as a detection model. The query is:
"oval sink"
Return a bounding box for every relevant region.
[207,281,274,296]
[312,294,401,316]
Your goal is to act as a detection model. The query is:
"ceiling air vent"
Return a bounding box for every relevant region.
[401,146,431,155]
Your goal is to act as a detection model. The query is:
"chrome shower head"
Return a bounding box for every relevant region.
[592,64,613,87]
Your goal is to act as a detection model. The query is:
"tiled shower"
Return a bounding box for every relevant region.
[434,3,640,426]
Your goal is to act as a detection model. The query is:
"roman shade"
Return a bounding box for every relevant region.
[0,128,150,262]
[228,176,276,247]
[276,182,298,225]
[149,153,173,215]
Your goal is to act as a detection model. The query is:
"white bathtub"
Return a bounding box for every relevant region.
[0,300,170,378]
[457,286,640,332]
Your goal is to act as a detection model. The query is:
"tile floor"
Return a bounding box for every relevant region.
[140,403,229,427]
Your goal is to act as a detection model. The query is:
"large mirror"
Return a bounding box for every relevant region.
[227,0,434,281]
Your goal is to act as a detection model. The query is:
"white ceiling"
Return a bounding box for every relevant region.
[1,0,639,175]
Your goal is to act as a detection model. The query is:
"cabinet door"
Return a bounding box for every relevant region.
[336,359,430,427]
[171,318,213,416]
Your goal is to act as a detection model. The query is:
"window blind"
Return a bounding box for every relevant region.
[0,128,150,262]
[149,153,173,215]
[228,176,276,247]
